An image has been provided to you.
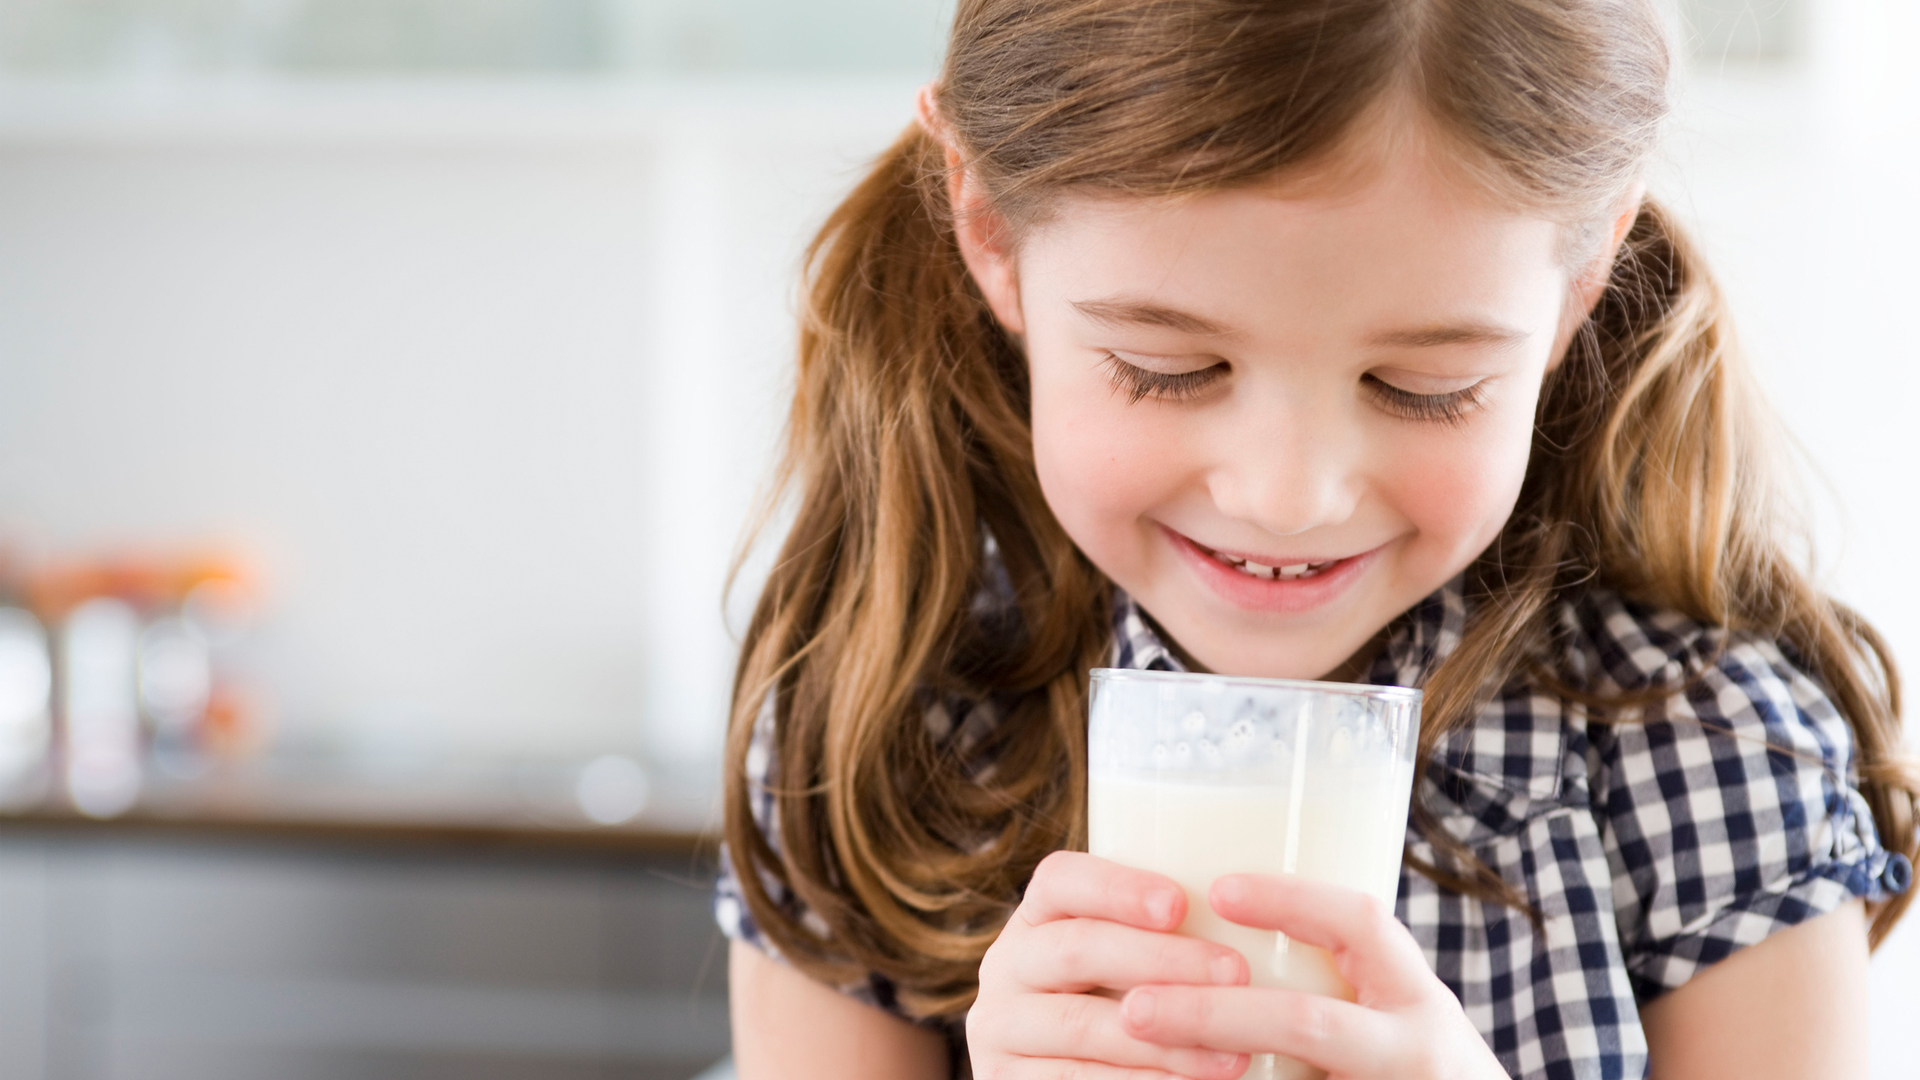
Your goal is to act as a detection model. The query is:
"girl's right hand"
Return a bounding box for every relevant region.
[968,851,1253,1080]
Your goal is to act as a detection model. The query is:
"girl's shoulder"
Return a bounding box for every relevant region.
[1540,585,1880,799]
[1431,583,1854,834]
[1498,584,1856,775]
[1547,585,1812,702]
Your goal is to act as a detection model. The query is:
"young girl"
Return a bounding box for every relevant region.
[714,1,1917,1077]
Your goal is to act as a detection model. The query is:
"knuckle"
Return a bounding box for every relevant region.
[1059,993,1100,1044]
[978,941,1011,985]
[968,1003,1015,1057]
[1034,849,1077,887]
[1052,919,1094,976]
[1348,890,1402,952]
[1351,890,1392,930]
[965,1001,989,1043]
[1190,987,1217,1033]
[1067,991,1098,1037]
[1161,936,1217,979]
[1291,994,1335,1046]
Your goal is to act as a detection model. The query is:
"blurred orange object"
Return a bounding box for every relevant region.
[26,551,255,621]
[200,683,265,760]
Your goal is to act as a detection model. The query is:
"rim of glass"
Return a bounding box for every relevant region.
[1089,667,1420,703]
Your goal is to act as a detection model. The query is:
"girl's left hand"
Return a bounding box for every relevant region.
[1118,873,1511,1080]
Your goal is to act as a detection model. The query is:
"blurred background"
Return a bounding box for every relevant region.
[0,0,1913,1077]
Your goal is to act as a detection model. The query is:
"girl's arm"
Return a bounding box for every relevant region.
[1639,899,1870,1080]
[729,940,949,1080]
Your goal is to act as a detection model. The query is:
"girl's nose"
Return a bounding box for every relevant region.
[1203,402,1360,538]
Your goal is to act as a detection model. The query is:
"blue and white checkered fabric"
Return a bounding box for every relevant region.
[716,576,1908,1079]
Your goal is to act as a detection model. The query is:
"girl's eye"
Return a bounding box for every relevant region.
[1100,353,1227,403]
[1363,374,1486,425]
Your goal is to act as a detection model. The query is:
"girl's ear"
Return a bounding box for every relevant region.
[1547,184,1645,370]
[915,83,1026,335]
[942,147,1027,337]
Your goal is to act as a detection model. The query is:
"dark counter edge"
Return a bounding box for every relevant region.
[0,806,715,857]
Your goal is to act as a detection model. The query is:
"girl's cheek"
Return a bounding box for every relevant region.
[1386,411,1535,559]
[1030,387,1182,563]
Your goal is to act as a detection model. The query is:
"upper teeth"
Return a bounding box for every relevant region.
[1211,551,1333,580]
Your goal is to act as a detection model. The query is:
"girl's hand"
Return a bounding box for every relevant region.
[1118,874,1509,1080]
[969,851,1254,1080]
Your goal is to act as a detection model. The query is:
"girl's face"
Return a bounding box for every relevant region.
[956,124,1627,679]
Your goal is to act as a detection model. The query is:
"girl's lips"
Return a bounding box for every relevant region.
[1161,526,1379,613]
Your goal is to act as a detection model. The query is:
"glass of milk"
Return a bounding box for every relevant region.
[1086,668,1420,1080]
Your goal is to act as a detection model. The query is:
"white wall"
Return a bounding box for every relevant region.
[0,80,917,766]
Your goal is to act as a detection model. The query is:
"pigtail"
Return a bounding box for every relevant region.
[721,124,1110,1017]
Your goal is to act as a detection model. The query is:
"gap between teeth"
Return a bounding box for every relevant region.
[1209,551,1335,580]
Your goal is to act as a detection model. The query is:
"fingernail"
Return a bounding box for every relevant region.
[1144,890,1176,927]
[1124,989,1157,1028]
[1210,953,1243,985]
[1209,1052,1244,1072]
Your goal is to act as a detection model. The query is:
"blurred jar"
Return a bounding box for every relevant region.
[0,605,53,807]
[64,595,144,817]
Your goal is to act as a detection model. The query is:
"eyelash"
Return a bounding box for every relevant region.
[1100,353,1486,424]
[1099,353,1225,404]
[1362,375,1486,425]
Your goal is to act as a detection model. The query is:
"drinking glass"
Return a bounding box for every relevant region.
[1086,668,1420,1080]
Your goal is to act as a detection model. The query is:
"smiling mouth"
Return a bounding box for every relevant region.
[1190,540,1341,581]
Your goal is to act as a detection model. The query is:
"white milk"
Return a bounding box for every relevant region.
[1087,771,1410,1080]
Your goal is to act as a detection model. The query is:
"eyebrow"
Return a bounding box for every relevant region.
[1072,296,1530,351]
[1363,323,1532,349]
[1070,298,1238,337]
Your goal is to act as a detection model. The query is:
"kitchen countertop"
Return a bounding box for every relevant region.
[0,754,717,854]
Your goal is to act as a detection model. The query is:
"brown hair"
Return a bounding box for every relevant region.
[723,0,1917,1019]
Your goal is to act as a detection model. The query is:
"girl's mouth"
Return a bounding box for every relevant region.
[1197,547,1338,581]
[1160,526,1378,613]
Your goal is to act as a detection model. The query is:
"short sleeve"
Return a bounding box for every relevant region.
[1588,619,1909,1001]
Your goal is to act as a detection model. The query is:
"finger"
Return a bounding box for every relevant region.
[1209,875,1433,1004]
[984,992,1249,1079]
[1019,850,1187,931]
[1120,984,1396,1075]
[1013,917,1247,992]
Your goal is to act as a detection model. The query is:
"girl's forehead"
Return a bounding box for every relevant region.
[1020,166,1568,339]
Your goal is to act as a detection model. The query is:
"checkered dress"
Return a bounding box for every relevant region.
[715,577,1911,1079]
